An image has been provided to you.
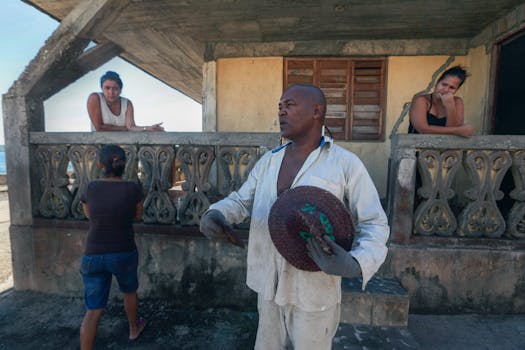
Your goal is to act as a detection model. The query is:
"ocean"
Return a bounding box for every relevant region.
[0,150,75,175]
[0,151,6,174]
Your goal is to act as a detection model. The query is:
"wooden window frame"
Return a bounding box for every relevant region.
[284,57,387,142]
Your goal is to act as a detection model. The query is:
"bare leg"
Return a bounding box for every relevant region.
[80,309,104,350]
[124,291,145,340]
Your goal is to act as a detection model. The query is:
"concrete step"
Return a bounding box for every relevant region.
[333,322,419,349]
[340,276,409,327]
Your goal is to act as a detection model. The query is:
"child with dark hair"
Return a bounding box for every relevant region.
[409,65,474,137]
[79,145,145,349]
[87,71,164,132]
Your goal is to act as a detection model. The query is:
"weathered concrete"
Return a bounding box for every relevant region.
[471,2,525,50]
[9,226,36,290]
[18,222,525,314]
[383,245,525,313]
[210,39,470,59]
[202,61,217,132]
[341,276,409,327]
[23,0,525,102]
[2,93,41,226]
[14,223,255,308]
[29,131,280,148]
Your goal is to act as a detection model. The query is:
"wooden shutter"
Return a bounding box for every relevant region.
[284,59,315,86]
[319,59,350,140]
[351,60,385,140]
[284,57,385,141]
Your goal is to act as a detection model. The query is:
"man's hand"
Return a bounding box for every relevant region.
[306,235,361,278]
[199,209,244,248]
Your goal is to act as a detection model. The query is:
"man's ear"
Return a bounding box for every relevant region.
[312,103,323,120]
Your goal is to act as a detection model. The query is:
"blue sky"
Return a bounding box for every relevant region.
[0,0,202,144]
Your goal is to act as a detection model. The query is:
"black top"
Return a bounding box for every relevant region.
[80,180,143,255]
[408,94,447,134]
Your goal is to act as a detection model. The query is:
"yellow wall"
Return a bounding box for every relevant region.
[217,58,283,132]
[215,54,491,198]
[462,45,490,134]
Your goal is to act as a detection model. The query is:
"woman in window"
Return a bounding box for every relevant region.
[87,71,164,131]
[409,65,474,137]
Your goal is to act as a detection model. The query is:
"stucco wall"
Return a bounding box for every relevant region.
[11,225,525,313]
[217,57,283,132]
[462,45,491,134]
[11,225,255,308]
[214,54,491,198]
[382,245,525,313]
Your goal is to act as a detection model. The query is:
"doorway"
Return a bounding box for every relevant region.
[492,30,525,215]
[493,30,525,134]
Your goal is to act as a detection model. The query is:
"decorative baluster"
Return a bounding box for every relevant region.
[217,147,257,196]
[458,151,511,237]
[122,145,139,183]
[507,151,525,239]
[35,145,72,218]
[139,146,176,224]
[177,146,214,225]
[68,145,100,219]
[413,149,461,236]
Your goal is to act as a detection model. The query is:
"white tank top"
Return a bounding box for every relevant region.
[94,92,129,129]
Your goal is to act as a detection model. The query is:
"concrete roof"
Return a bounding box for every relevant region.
[23,0,525,102]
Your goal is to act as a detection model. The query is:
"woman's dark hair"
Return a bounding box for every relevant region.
[100,71,123,89]
[98,145,126,177]
[437,65,469,88]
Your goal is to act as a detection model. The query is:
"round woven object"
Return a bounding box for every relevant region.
[268,186,355,271]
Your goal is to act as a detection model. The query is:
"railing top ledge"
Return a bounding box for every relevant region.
[393,134,525,150]
[29,131,281,148]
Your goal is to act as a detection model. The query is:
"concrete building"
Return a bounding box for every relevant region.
[3,0,525,314]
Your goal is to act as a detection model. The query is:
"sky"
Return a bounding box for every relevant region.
[0,0,202,145]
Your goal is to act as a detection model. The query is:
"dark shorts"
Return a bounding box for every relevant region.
[80,250,139,310]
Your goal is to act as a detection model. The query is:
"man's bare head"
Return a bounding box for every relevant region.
[283,84,327,120]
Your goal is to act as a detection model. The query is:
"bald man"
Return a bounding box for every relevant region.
[200,84,389,349]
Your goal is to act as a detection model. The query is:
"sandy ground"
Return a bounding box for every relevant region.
[0,191,12,292]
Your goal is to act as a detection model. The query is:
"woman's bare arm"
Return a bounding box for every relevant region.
[125,100,165,132]
[134,201,143,222]
[409,95,474,137]
[442,94,464,127]
[82,202,90,219]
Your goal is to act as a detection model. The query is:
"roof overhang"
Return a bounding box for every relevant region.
[22,0,525,103]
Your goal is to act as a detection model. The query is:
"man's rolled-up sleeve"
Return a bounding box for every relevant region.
[209,157,263,224]
[347,161,390,290]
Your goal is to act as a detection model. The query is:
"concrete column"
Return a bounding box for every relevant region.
[387,139,417,244]
[9,226,36,290]
[2,91,44,225]
[202,61,217,132]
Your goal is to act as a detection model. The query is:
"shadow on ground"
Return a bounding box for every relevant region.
[1,289,525,350]
[0,290,257,350]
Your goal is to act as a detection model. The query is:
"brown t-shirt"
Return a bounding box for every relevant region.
[80,180,143,255]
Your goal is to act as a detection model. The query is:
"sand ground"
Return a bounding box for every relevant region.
[0,191,12,292]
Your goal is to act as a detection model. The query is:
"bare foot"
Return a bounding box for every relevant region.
[129,317,146,341]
